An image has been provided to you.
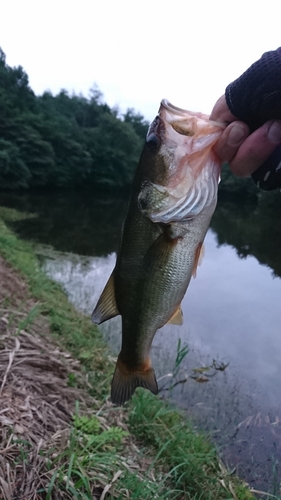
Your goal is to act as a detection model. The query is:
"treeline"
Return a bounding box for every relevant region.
[0,48,149,190]
[1,47,281,207]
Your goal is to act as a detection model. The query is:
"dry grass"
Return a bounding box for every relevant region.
[0,262,90,498]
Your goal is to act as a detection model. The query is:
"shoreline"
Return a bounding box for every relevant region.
[0,206,254,499]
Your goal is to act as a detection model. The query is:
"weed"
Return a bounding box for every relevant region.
[173,338,189,379]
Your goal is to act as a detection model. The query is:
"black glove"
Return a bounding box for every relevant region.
[226,48,281,190]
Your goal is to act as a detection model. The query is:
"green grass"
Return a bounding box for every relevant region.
[129,391,256,500]
[0,206,255,499]
[43,411,172,500]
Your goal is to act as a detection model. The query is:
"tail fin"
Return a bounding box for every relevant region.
[111,358,158,406]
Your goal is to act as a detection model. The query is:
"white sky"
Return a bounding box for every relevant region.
[1,0,281,121]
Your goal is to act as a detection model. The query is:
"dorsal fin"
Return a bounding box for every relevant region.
[91,272,119,324]
[167,305,183,325]
[192,242,205,278]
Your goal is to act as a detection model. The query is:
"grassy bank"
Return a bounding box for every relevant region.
[0,207,254,499]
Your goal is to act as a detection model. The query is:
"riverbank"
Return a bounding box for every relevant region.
[0,207,254,499]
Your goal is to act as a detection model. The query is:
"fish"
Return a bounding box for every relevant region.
[92,99,225,405]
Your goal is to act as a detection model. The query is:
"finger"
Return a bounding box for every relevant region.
[230,120,281,177]
[213,122,250,162]
[209,95,237,122]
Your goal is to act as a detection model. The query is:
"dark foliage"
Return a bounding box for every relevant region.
[0,48,149,190]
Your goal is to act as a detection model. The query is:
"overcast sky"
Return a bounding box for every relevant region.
[1,0,281,121]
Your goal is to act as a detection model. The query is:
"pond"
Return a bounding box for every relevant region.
[1,190,281,496]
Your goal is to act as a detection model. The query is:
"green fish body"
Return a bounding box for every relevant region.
[92,100,224,405]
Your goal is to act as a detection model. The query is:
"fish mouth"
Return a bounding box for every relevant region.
[159,100,193,131]
[159,99,226,137]
[158,99,216,138]
[139,99,226,224]
[160,99,190,117]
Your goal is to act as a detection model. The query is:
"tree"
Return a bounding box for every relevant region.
[123,108,149,140]
[0,139,30,189]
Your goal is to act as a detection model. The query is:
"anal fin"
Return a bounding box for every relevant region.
[91,272,119,324]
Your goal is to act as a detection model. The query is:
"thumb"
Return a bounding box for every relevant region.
[210,95,237,123]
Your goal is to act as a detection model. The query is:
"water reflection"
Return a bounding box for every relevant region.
[2,190,281,280]
[212,195,281,277]
[0,190,128,256]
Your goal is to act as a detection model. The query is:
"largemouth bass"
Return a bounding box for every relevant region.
[92,100,224,405]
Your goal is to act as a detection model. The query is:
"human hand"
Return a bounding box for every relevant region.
[210,95,281,177]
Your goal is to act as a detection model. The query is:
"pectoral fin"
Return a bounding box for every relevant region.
[91,272,119,324]
[192,242,205,278]
[167,305,183,325]
[143,231,177,274]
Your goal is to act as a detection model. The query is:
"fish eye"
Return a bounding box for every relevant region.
[146,132,160,147]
